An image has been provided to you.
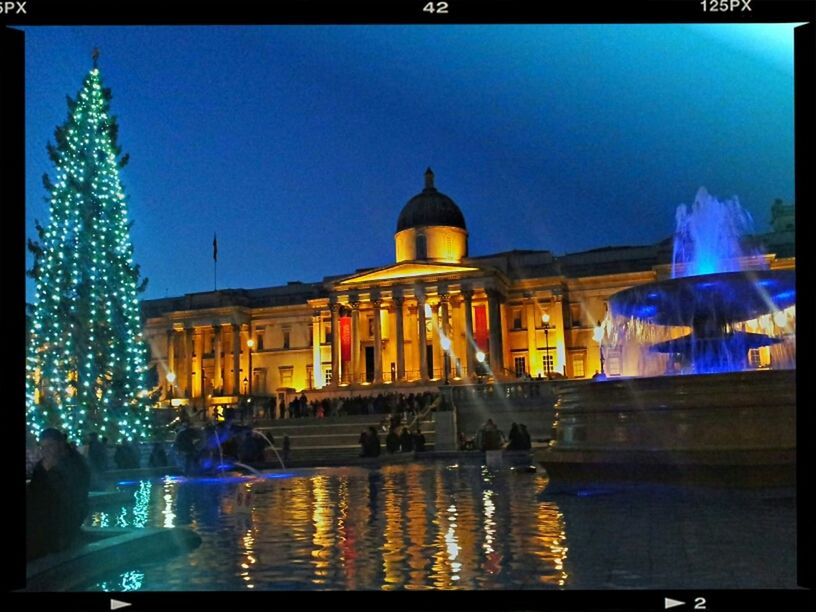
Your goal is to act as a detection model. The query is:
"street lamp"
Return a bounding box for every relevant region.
[593,320,605,376]
[166,371,176,399]
[246,338,254,396]
[542,313,552,378]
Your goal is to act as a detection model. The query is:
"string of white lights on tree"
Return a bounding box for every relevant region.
[26,59,152,444]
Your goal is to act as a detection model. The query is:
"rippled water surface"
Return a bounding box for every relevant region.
[82,461,795,591]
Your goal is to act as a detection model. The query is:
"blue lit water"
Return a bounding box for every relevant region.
[81,461,796,591]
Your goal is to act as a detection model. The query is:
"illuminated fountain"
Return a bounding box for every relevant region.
[537,189,796,485]
[607,188,795,375]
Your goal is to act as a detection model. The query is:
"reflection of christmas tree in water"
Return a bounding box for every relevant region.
[26,51,152,444]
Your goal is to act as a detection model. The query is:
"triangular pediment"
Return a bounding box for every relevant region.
[337,262,481,286]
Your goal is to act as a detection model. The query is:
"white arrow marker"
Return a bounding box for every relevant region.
[665,598,685,609]
[111,600,132,610]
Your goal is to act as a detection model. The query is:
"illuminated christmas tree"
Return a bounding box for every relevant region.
[26,53,152,444]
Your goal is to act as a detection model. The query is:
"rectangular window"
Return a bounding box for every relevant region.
[255,333,264,351]
[514,356,526,377]
[325,325,332,345]
[306,365,314,390]
[325,368,333,384]
[572,354,585,378]
[542,353,554,375]
[512,309,523,330]
[367,316,374,338]
[570,303,582,328]
[283,331,290,350]
[279,366,293,386]
[748,348,762,369]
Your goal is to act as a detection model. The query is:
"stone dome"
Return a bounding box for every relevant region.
[396,168,467,232]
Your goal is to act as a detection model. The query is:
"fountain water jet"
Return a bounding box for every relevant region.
[607,188,795,375]
[537,188,796,485]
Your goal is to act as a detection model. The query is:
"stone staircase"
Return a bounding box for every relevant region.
[252,414,438,466]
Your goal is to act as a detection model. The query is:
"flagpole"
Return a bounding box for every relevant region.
[213,233,218,292]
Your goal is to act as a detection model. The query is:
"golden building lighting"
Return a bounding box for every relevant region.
[142,169,795,408]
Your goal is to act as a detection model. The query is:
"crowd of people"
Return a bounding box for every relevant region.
[461,419,533,452]
[186,390,447,425]
[359,422,426,458]
[25,405,526,561]
[173,420,289,474]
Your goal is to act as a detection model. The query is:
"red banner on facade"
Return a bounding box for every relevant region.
[340,316,352,362]
[474,305,488,352]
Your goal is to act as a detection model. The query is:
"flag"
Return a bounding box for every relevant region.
[213,233,218,262]
[340,315,352,362]
[474,305,488,352]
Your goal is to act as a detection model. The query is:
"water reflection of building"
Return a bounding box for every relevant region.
[142,171,795,406]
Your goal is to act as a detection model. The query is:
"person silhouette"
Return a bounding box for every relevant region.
[27,428,90,560]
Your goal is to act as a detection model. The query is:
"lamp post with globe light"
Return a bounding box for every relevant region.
[166,371,176,399]
[475,350,486,382]
[593,321,605,377]
[542,313,553,378]
[246,338,254,396]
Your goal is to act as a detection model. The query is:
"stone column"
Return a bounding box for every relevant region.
[351,300,361,385]
[372,298,383,384]
[462,290,475,377]
[488,290,505,375]
[166,329,176,380]
[525,296,538,376]
[231,323,241,395]
[440,293,451,381]
[213,325,222,393]
[194,328,203,399]
[312,310,325,388]
[330,302,340,387]
[417,295,429,381]
[440,293,451,336]
[394,296,405,381]
[184,327,194,398]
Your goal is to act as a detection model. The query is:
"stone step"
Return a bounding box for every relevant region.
[259,431,437,446]
[282,444,436,462]
[252,420,436,446]
[254,418,436,435]
[252,412,442,427]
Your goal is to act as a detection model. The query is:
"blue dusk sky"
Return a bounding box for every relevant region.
[21,24,796,303]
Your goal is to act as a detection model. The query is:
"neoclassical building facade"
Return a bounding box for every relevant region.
[142,169,795,409]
